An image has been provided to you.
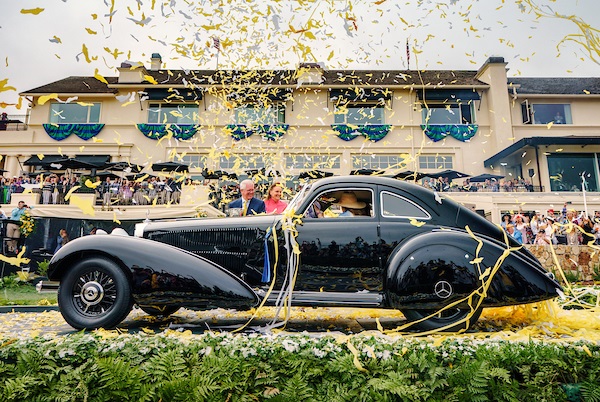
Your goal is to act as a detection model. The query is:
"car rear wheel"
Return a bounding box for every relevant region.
[58,257,133,330]
[139,305,180,317]
[401,307,482,332]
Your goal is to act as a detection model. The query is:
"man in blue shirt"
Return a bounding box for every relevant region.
[506,223,523,244]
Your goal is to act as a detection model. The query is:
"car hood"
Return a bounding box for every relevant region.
[139,214,282,238]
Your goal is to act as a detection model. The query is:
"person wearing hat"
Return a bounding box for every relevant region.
[336,192,367,217]
[506,223,522,244]
[545,215,558,245]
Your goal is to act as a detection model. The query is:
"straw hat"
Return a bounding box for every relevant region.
[337,192,366,209]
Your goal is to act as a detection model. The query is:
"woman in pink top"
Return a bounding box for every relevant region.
[264,183,288,214]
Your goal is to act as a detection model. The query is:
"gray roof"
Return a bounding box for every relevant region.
[22,76,119,94]
[21,69,486,94]
[508,77,600,95]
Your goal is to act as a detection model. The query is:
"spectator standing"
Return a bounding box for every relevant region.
[0,112,8,131]
[7,201,28,253]
[42,176,52,204]
[228,179,265,216]
[514,214,529,244]
[264,183,288,214]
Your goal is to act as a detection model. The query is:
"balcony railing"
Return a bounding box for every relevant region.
[0,114,28,131]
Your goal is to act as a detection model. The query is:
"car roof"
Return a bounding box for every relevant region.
[311,175,433,198]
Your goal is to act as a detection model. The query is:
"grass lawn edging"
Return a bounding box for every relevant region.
[1,331,599,401]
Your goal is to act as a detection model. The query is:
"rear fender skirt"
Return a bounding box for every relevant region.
[49,235,259,310]
[385,231,561,310]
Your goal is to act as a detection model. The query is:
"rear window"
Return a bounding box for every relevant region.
[381,191,430,219]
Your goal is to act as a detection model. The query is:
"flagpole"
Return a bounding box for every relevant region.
[406,38,410,70]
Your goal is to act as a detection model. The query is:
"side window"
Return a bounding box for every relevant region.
[304,189,374,218]
[380,191,430,219]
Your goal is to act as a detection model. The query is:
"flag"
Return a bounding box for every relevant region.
[212,37,220,51]
[406,38,410,69]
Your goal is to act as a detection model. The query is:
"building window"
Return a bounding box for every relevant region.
[547,153,599,192]
[220,154,266,170]
[334,104,384,125]
[418,155,454,170]
[49,102,101,123]
[235,104,285,125]
[522,102,572,125]
[180,155,207,169]
[148,103,198,124]
[285,154,340,169]
[422,103,474,125]
[352,155,405,170]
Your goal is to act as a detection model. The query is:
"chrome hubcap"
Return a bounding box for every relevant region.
[72,270,117,316]
[80,281,104,306]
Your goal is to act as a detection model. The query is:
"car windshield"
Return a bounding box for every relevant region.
[285,183,312,214]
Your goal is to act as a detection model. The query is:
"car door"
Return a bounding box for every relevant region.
[292,185,382,293]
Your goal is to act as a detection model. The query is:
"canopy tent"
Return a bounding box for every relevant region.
[23,155,64,167]
[94,171,121,180]
[298,170,334,180]
[350,168,386,176]
[48,158,102,170]
[105,161,143,173]
[393,170,427,181]
[151,161,189,173]
[427,169,470,180]
[126,172,157,181]
[468,173,505,183]
[201,169,237,180]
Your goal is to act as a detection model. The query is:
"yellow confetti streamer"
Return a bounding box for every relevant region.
[20,8,44,15]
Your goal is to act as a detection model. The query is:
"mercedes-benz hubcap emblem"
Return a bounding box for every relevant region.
[434,281,453,299]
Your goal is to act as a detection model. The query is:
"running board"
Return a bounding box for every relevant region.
[262,290,383,307]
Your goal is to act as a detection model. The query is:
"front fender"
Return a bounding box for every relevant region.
[385,230,561,309]
[49,235,259,310]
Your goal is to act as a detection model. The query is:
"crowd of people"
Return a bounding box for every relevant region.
[422,177,537,193]
[0,174,185,206]
[502,205,600,245]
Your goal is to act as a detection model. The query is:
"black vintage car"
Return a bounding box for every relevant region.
[48,176,561,332]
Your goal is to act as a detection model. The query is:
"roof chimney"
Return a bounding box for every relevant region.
[150,53,162,71]
[296,62,325,85]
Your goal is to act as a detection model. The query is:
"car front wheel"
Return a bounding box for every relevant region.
[401,307,482,332]
[58,257,133,330]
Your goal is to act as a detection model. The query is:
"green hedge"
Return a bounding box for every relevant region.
[1,332,599,401]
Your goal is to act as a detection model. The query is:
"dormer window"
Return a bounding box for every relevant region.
[235,103,286,125]
[330,88,390,125]
[147,103,198,124]
[521,102,572,125]
[49,102,101,123]
[417,89,479,125]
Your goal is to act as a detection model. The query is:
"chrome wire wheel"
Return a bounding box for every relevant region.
[58,257,133,330]
[72,271,117,317]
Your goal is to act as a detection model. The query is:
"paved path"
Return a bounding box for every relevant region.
[0,307,409,339]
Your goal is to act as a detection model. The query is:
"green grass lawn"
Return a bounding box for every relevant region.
[0,286,57,306]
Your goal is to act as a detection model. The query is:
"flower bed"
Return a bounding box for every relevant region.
[1,331,599,401]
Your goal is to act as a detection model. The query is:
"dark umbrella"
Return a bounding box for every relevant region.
[126,172,156,181]
[151,161,189,172]
[427,169,470,180]
[298,170,334,180]
[350,168,386,176]
[105,161,143,173]
[25,170,57,178]
[393,170,426,181]
[202,169,237,180]
[468,173,505,183]
[94,171,121,180]
[47,157,102,170]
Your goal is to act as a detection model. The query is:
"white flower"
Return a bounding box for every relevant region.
[312,348,326,358]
